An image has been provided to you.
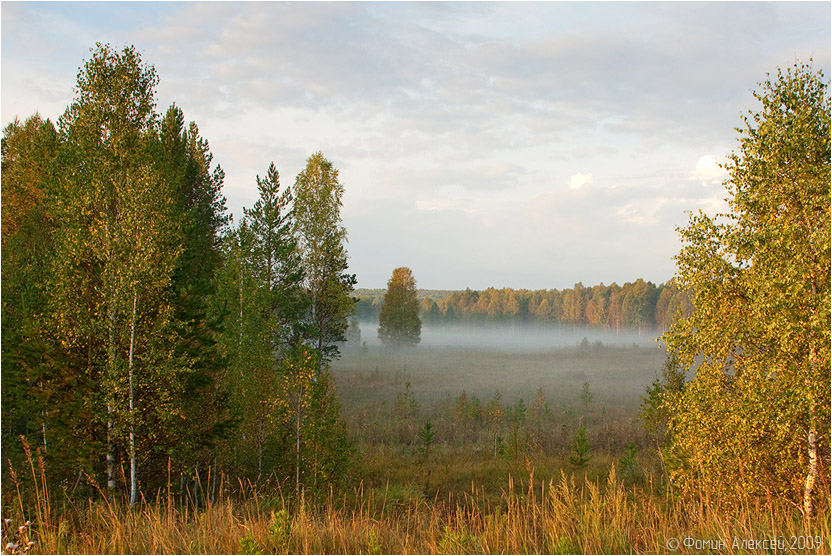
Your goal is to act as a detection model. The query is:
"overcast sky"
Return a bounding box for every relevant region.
[2,2,829,290]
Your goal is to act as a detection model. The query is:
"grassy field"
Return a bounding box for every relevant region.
[334,341,664,417]
[4,338,829,554]
[333,342,665,494]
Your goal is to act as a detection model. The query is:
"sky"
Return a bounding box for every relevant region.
[2,2,829,290]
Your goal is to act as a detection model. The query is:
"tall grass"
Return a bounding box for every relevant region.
[3,442,828,555]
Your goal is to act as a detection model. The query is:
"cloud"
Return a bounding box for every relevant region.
[689,155,728,186]
[569,172,593,190]
[615,197,669,226]
[2,2,828,290]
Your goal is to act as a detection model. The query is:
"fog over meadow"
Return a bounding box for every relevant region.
[353,321,659,351]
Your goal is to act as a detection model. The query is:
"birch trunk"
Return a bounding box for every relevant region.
[803,278,819,519]
[128,290,138,507]
[107,305,116,492]
[803,426,818,518]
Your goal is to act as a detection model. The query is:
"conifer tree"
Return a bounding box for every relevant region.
[245,162,307,348]
[153,104,233,494]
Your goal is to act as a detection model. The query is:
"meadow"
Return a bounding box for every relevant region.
[335,336,663,489]
[5,331,827,554]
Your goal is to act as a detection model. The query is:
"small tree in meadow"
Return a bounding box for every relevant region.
[418,418,436,491]
[569,424,592,469]
[486,391,505,457]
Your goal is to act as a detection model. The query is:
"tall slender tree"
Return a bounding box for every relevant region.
[245,162,306,478]
[211,162,308,481]
[52,43,177,503]
[151,104,233,496]
[245,162,306,348]
[293,152,356,367]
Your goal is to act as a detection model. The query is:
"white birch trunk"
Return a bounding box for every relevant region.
[804,426,817,518]
[107,306,116,492]
[128,290,138,507]
[803,278,819,518]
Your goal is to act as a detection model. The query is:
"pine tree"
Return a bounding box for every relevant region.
[245,162,306,349]
[244,162,306,479]
[212,162,309,481]
[569,424,592,469]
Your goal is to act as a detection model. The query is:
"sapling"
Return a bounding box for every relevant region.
[418,418,436,491]
[569,424,592,469]
[580,381,594,407]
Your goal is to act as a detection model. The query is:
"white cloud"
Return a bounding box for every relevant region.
[689,155,728,186]
[615,197,669,226]
[415,198,461,212]
[568,172,593,190]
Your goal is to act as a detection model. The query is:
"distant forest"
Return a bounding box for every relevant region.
[355,279,692,333]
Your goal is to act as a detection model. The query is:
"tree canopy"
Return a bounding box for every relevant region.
[660,61,830,514]
[378,267,422,347]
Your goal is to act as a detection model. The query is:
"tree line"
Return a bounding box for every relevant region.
[356,279,692,333]
[2,44,355,504]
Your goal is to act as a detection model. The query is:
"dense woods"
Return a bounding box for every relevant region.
[357,279,692,333]
[1,44,355,504]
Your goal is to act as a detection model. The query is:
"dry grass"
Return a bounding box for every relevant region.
[4,459,828,554]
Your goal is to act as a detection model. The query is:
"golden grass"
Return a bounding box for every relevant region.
[4,455,828,555]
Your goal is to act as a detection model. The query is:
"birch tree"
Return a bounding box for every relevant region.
[378,267,421,347]
[293,152,356,367]
[53,43,177,503]
[661,62,830,514]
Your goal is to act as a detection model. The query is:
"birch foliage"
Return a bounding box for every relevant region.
[661,62,830,508]
[293,152,357,365]
[51,43,179,493]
